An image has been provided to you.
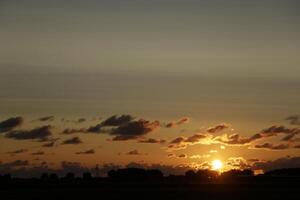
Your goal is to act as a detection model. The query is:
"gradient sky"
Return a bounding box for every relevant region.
[0,0,299,175]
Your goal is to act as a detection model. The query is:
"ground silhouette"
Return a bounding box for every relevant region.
[1,168,299,200]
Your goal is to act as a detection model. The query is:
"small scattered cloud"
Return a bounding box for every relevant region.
[37,116,54,122]
[285,115,300,125]
[101,115,134,126]
[31,151,45,156]
[138,138,166,144]
[167,153,175,157]
[0,117,23,133]
[76,118,86,123]
[41,138,59,148]
[62,128,86,135]
[178,154,187,158]
[190,154,211,159]
[0,160,29,170]
[126,149,146,156]
[75,149,95,155]
[165,117,190,128]
[207,123,230,133]
[226,157,251,170]
[168,134,210,150]
[61,137,83,145]
[5,125,52,141]
[6,149,28,156]
[110,119,160,141]
[254,143,290,150]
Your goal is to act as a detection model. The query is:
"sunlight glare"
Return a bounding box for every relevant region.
[212,159,223,171]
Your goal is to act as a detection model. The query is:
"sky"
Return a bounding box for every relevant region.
[0,0,300,176]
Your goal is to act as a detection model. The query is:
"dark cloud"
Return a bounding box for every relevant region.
[138,138,166,144]
[0,117,23,133]
[207,123,230,133]
[214,133,257,145]
[42,141,55,147]
[5,125,52,141]
[61,115,160,141]
[31,151,45,155]
[165,117,189,128]
[76,118,86,123]
[254,143,290,150]
[86,115,135,133]
[110,119,160,141]
[281,133,297,141]
[0,160,29,171]
[261,125,300,135]
[76,149,95,155]
[6,149,28,156]
[285,115,300,125]
[101,115,134,126]
[178,154,187,158]
[61,118,86,124]
[37,116,54,122]
[252,156,300,172]
[41,138,59,147]
[61,137,83,145]
[62,128,86,134]
[126,149,146,156]
[168,134,208,150]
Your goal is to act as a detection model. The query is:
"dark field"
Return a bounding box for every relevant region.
[1,177,299,200]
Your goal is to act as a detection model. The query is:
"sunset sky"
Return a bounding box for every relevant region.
[0,0,300,176]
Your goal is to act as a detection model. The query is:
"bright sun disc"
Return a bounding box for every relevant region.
[212,160,223,171]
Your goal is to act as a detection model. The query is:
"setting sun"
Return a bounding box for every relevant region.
[212,160,223,171]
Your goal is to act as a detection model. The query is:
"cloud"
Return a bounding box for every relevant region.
[0,160,29,171]
[138,138,166,144]
[126,149,146,156]
[61,137,83,145]
[5,125,52,141]
[6,149,28,156]
[281,133,297,141]
[76,149,95,155]
[110,119,160,141]
[252,156,300,172]
[207,123,230,133]
[214,131,277,146]
[254,143,290,150]
[214,133,256,145]
[62,128,86,134]
[261,125,300,135]
[76,118,86,123]
[0,117,23,133]
[41,138,59,147]
[168,134,209,150]
[101,115,134,126]
[215,125,300,147]
[285,115,300,125]
[60,115,160,141]
[226,157,251,170]
[37,116,54,122]
[31,151,45,155]
[190,154,211,159]
[165,117,189,128]
[177,154,187,158]
[86,115,135,133]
